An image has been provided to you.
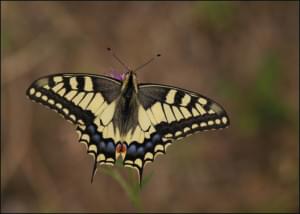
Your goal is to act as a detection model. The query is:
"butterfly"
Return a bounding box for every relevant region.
[26,50,230,186]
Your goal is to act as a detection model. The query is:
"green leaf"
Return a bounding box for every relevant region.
[195,1,236,31]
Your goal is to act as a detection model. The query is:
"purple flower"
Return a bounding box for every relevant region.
[110,69,125,81]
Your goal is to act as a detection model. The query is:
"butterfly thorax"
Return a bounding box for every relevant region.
[114,71,139,137]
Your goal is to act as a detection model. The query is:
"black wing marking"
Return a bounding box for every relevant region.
[26,73,122,181]
[122,83,230,185]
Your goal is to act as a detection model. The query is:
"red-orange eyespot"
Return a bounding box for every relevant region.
[116,144,122,153]
[121,144,127,153]
[116,144,127,153]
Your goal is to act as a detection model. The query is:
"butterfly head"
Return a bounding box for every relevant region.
[121,70,138,93]
[107,47,160,94]
[124,70,136,78]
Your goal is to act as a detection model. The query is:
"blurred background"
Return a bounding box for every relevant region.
[1,1,299,212]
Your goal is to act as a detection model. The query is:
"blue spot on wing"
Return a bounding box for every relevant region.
[145,141,153,151]
[87,125,96,135]
[106,141,115,156]
[91,134,101,143]
[98,141,106,152]
[127,144,137,159]
[136,147,145,158]
[152,133,160,143]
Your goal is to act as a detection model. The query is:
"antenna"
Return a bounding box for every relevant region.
[133,53,161,72]
[107,48,130,71]
[107,48,161,72]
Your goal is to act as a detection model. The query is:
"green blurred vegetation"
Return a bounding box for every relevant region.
[219,50,295,136]
[1,31,11,52]
[194,1,236,31]
[102,159,153,211]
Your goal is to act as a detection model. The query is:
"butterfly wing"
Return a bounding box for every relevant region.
[122,83,230,185]
[26,73,122,181]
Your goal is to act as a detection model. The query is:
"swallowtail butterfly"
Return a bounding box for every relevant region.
[26,51,230,186]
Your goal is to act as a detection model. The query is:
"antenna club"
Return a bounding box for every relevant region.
[107,47,112,51]
[156,54,161,57]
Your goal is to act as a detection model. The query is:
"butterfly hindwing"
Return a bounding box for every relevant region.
[26,73,122,180]
[122,126,166,185]
[121,83,230,183]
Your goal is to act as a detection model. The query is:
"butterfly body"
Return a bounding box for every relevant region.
[115,71,139,136]
[27,70,229,185]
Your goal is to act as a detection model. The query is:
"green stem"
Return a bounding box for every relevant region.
[102,168,142,212]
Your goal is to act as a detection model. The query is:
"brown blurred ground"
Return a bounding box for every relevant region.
[1,1,299,212]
